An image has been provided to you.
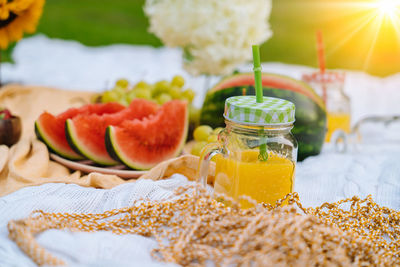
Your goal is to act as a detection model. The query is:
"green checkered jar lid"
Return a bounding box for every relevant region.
[224,96,295,126]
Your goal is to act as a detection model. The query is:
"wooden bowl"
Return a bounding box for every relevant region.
[0,116,22,146]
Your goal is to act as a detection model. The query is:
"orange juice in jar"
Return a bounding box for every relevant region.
[326,112,351,142]
[214,151,295,208]
[199,96,298,208]
[303,72,351,142]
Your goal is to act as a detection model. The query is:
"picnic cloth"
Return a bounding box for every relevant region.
[1,86,400,266]
[0,85,214,197]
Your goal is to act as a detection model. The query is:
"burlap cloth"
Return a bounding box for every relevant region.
[0,85,214,197]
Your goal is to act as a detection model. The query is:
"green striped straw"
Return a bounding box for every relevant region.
[252,45,268,161]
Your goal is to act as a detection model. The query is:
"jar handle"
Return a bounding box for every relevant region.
[198,142,222,188]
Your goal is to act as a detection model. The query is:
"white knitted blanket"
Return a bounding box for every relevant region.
[1,143,399,266]
[1,35,400,266]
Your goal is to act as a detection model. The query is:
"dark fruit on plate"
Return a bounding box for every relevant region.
[0,108,12,120]
[0,108,22,146]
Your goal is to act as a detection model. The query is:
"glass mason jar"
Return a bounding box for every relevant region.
[199,96,298,208]
[302,71,351,143]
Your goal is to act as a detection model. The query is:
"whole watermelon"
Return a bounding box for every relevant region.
[200,73,327,161]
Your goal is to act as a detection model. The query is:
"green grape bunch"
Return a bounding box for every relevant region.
[100,75,196,106]
[191,125,223,156]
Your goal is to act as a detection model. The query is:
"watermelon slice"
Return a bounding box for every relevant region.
[35,103,125,160]
[105,100,188,170]
[66,99,159,166]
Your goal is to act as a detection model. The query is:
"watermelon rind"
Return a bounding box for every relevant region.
[105,106,188,170]
[65,119,119,166]
[35,120,84,161]
[105,126,144,169]
[211,72,325,111]
[104,126,121,163]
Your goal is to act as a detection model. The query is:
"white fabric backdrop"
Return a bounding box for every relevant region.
[1,35,400,266]
[3,35,400,124]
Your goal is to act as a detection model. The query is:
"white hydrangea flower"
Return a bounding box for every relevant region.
[144,0,272,76]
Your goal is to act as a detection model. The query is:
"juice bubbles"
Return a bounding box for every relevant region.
[214,151,295,208]
[325,112,351,142]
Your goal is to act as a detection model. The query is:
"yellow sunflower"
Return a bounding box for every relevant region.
[0,0,45,50]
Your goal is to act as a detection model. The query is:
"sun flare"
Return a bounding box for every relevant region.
[324,0,400,71]
[375,0,400,19]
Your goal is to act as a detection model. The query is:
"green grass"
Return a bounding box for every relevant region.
[36,0,161,47]
[2,0,399,76]
[263,0,400,77]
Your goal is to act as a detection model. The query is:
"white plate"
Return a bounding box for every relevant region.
[50,153,146,179]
